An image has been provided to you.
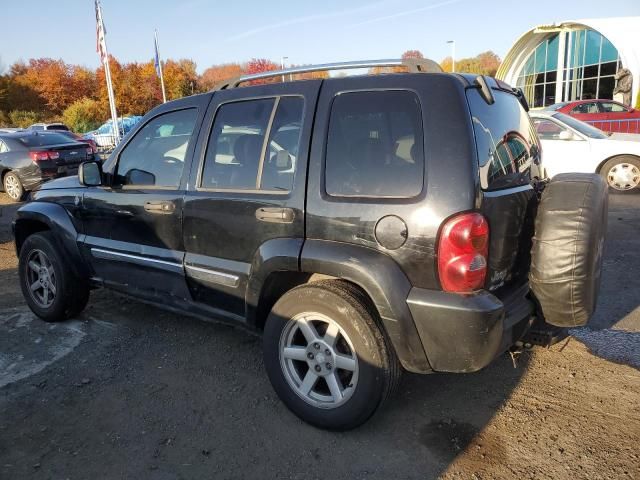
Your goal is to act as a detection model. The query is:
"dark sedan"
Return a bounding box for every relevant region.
[0,131,94,202]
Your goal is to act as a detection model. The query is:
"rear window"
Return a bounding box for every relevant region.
[16,133,75,147]
[46,124,69,131]
[467,89,536,191]
[325,90,424,198]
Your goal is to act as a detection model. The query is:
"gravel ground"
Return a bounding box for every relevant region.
[0,192,638,480]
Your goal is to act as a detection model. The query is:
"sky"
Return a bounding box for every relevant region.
[1,0,639,73]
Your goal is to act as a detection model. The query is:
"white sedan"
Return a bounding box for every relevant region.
[531,111,640,192]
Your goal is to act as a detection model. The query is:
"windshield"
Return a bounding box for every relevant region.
[17,133,76,147]
[552,113,608,139]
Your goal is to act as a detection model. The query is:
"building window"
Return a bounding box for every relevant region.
[516,29,621,108]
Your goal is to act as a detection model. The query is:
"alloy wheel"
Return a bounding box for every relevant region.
[25,249,57,308]
[4,174,22,200]
[279,312,359,409]
[607,163,640,191]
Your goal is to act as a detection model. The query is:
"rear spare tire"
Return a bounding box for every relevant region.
[529,173,608,327]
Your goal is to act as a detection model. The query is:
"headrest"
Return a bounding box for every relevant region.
[275,150,292,169]
[233,134,263,166]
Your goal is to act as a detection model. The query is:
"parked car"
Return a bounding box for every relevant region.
[12,60,608,430]
[531,111,640,191]
[84,116,143,149]
[28,123,70,132]
[544,99,640,134]
[0,131,94,201]
[56,130,98,155]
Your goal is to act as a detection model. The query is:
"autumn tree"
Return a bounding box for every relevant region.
[440,51,501,76]
[402,50,424,60]
[245,58,280,85]
[199,63,244,90]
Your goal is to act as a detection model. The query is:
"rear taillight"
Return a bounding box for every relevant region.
[437,212,489,293]
[29,151,60,162]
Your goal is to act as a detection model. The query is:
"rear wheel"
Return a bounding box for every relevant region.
[19,232,90,322]
[263,281,400,430]
[600,156,640,192]
[3,171,24,202]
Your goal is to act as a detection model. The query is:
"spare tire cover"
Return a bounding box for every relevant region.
[529,173,608,327]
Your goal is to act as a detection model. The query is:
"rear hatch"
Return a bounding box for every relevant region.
[465,81,542,297]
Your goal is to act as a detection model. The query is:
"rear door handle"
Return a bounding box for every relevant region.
[144,201,176,214]
[255,207,295,223]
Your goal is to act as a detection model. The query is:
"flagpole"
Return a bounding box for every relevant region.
[155,29,167,103]
[96,0,120,144]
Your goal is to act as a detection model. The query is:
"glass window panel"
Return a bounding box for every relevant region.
[535,73,545,84]
[571,30,586,68]
[582,79,598,100]
[601,35,618,63]
[534,43,546,73]
[534,84,545,107]
[201,99,275,190]
[584,30,602,65]
[600,61,618,77]
[583,64,599,79]
[545,71,557,83]
[325,90,424,198]
[597,76,615,100]
[523,54,535,77]
[544,84,556,106]
[546,34,559,70]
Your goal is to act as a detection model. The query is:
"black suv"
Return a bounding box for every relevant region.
[13,59,607,430]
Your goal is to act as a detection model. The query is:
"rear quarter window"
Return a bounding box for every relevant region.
[467,89,537,191]
[324,90,424,198]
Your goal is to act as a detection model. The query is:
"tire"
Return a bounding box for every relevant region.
[18,232,90,322]
[3,171,24,202]
[530,173,608,327]
[263,280,400,431]
[599,155,640,192]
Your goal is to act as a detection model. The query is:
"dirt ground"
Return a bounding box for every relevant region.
[0,192,638,480]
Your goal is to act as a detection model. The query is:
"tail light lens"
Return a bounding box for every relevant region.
[437,212,489,293]
[29,151,60,162]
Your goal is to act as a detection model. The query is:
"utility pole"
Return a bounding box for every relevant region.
[447,40,456,73]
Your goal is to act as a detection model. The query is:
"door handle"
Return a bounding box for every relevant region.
[144,201,176,214]
[255,207,295,223]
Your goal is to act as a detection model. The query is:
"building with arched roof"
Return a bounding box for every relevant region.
[497,17,639,109]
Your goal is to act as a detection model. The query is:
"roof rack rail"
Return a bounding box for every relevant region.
[213,58,443,91]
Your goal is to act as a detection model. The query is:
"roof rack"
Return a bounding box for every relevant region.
[213,58,443,90]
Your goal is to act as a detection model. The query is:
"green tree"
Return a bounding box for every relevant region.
[8,110,42,128]
[63,98,105,133]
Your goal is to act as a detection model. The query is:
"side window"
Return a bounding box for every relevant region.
[116,108,198,188]
[201,99,274,190]
[600,102,628,113]
[262,97,304,191]
[571,103,598,114]
[533,119,568,140]
[200,97,304,192]
[467,89,534,191]
[325,90,424,198]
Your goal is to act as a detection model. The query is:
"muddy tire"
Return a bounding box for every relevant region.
[263,280,400,430]
[19,232,90,322]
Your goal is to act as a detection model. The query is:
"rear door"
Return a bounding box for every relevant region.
[467,86,541,294]
[183,81,321,318]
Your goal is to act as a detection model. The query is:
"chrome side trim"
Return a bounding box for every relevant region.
[185,264,240,288]
[90,248,184,274]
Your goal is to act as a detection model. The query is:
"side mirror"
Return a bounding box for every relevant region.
[559,130,574,141]
[78,161,103,186]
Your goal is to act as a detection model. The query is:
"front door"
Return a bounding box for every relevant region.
[182,81,321,318]
[80,99,208,301]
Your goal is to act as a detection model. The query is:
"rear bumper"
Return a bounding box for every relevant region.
[407,283,534,373]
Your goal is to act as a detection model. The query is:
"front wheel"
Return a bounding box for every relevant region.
[19,232,90,322]
[600,156,640,192]
[263,281,400,430]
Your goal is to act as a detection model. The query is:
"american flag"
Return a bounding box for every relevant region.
[95,0,107,64]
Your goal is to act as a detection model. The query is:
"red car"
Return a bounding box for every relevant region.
[545,99,640,134]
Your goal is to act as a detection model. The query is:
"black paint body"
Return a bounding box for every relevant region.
[13,73,542,374]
